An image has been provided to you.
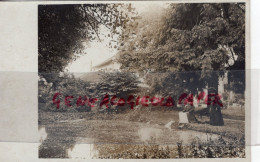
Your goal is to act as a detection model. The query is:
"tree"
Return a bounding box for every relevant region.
[163,3,245,126]
[39,4,137,75]
[97,71,140,97]
[118,3,245,126]
[96,71,140,111]
[38,72,92,111]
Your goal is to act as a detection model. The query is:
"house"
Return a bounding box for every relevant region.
[91,55,120,72]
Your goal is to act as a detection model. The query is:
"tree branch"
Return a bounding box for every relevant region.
[81,6,101,41]
[86,6,112,30]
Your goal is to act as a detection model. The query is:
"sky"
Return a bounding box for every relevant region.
[65,26,118,73]
[65,2,166,74]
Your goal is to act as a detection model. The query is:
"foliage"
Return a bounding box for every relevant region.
[117,3,245,126]
[38,71,140,111]
[118,3,245,73]
[38,73,93,111]
[95,138,245,159]
[39,4,137,74]
[96,71,140,98]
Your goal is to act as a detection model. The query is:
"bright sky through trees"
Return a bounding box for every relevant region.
[66,2,166,73]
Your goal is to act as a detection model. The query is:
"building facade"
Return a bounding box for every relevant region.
[92,55,120,72]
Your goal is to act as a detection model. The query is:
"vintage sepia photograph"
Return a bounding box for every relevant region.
[38,2,247,159]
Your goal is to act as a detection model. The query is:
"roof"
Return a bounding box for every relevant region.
[92,55,117,68]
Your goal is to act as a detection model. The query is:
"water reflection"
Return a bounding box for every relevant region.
[176,130,219,145]
[67,144,99,159]
[39,127,47,144]
[138,126,220,145]
[138,127,162,143]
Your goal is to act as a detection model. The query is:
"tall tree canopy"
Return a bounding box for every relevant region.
[39,4,136,73]
[119,3,245,72]
[118,3,245,125]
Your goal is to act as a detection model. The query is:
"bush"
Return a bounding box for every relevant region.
[38,73,92,112]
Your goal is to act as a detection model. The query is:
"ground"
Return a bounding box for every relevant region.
[38,106,245,158]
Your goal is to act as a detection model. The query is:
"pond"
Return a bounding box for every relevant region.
[39,119,222,158]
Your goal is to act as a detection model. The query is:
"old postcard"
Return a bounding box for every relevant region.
[0,0,252,161]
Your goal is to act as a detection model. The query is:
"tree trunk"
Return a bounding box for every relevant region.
[207,75,224,126]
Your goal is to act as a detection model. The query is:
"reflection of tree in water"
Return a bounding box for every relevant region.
[39,126,79,158]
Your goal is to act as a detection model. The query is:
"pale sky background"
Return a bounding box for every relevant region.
[65,2,166,74]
